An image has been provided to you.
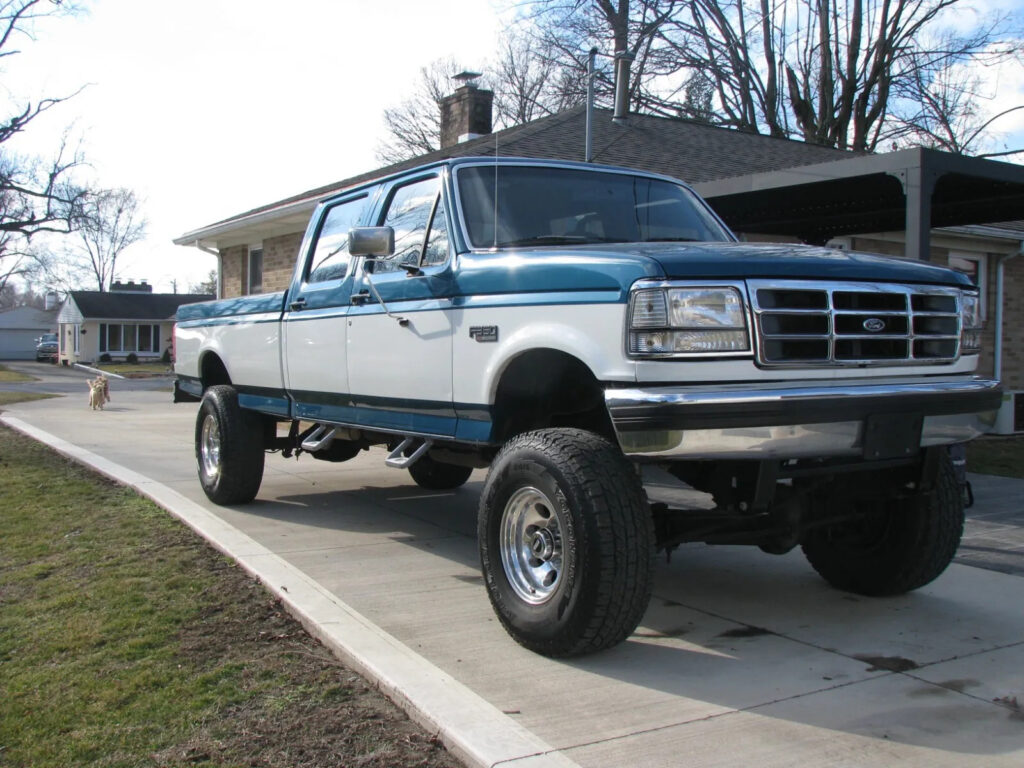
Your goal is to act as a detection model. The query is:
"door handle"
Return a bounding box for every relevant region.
[289,297,307,311]
[351,290,370,306]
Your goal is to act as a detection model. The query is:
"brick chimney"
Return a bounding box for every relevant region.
[439,72,493,149]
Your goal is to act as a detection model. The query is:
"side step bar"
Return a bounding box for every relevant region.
[385,437,433,469]
[301,425,337,452]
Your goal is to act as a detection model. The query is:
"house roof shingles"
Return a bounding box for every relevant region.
[69,292,213,321]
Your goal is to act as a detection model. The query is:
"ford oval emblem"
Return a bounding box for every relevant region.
[863,317,886,333]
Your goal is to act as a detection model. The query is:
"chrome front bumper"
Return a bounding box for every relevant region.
[605,378,1002,459]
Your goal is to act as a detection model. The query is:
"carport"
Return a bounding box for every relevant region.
[695,146,1024,259]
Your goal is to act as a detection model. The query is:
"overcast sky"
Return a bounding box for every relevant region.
[4,0,1024,294]
[5,0,508,292]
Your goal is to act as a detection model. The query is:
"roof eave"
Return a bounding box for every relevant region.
[173,197,319,249]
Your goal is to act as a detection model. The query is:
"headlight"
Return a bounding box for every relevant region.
[960,290,982,353]
[629,286,750,355]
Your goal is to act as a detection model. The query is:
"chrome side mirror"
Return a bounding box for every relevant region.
[349,226,395,258]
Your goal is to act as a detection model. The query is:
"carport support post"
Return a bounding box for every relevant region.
[898,165,937,262]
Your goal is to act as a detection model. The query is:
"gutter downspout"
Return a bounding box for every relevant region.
[993,243,1022,384]
[192,240,222,299]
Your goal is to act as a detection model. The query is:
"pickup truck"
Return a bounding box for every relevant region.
[175,157,1001,657]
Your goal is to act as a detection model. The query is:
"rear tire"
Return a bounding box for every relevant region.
[801,452,963,596]
[195,385,265,505]
[408,455,473,490]
[478,428,654,657]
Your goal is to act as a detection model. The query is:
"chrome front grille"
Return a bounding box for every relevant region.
[749,280,961,367]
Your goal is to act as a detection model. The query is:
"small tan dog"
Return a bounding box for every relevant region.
[87,375,111,410]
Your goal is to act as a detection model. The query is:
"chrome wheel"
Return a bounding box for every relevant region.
[500,486,568,605]
[200,413,222,481]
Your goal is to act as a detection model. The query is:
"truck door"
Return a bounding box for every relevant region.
[346,174,456,436]
[282,193,370,422]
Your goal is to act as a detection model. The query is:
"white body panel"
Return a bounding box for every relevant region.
[282,310,349,397]
[348,300,455,403]
[178,313,285,392]
[451,302,633,406]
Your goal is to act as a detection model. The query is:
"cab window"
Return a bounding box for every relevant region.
[307,195,368,283]
[375,176,448,272]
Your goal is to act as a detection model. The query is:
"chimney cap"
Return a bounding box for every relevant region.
[453,71,483,88]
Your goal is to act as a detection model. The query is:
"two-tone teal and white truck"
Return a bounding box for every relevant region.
[175,157,1001,657]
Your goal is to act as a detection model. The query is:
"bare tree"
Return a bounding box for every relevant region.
[493,28,581,126]
[888,40,1024,157]
[1,2,86,249]
[376,29,590,163]
[519,1,683,115]
[189,268,217,296]
[67,187,147,292]
[514,1,1022,153]
[376,58,465,165]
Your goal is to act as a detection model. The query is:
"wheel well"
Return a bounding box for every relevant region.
[200,353,231,389]
[491,349,614,444]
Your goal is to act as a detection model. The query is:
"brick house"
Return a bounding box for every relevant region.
[174,81,1024,430]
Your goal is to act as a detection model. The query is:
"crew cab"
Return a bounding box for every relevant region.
[175,158,1001,657]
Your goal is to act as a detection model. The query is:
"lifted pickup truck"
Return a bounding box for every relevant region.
[175,157,1001,657]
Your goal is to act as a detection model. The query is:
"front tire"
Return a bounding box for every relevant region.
[801,452,964,596]
[478,428,654,657]
[195,385,265,505]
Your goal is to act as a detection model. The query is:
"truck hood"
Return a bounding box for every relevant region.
[629,241,972,287]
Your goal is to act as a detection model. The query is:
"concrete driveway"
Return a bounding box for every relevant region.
[2,373,1023,767]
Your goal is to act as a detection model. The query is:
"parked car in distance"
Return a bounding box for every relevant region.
[35,333,58,362]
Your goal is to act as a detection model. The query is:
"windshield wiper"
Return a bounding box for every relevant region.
[501,235,628,247]
[642,236,700,243]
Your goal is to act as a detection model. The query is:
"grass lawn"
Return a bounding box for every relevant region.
[967,435,1024,479]
[0,364,37,383]
[0,391,56,407]
[0,425,457,768]
[96,362,172,377]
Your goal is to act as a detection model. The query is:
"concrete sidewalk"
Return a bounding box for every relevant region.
[3,388,1023,767]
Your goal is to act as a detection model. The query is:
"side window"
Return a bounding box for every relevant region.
[307,195,368,283]
[376,177,441,273]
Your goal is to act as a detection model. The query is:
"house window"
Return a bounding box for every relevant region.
[248,245,264,294]
[108,324,122,351]
[99,323,161,354]
[949,252,987,320]
[138,324,154,353]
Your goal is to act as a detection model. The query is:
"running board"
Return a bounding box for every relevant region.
[301,425,337,452]
[385,437,433,469]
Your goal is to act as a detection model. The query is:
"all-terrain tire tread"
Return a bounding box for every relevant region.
[480,428,654,657]
[801,452,964,596]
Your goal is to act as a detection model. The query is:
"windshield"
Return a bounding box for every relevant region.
[456,165,733,249]
[40,334,57,343]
